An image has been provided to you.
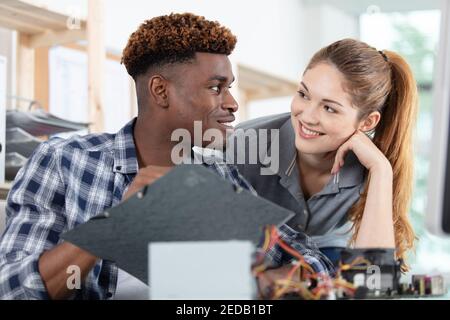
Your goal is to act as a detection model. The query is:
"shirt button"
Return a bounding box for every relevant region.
[106,292,113,298]
[303,209,308,215]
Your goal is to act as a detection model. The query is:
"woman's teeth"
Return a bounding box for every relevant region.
[301,124,323,136]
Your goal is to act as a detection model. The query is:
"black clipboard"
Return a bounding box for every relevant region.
[61,164,295,283]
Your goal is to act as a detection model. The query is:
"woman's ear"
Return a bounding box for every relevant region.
[358,111,381,133]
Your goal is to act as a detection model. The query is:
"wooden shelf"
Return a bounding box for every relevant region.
[0,182,12,200]
[0,0,86,48]
[0,0,105,135]
[238,64,297,101]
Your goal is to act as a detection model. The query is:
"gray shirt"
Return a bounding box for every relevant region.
[231,113,366,248]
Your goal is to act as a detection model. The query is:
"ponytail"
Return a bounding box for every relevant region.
[348,51,419,272]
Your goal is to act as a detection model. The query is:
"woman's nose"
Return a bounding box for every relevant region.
[300,103,320,125]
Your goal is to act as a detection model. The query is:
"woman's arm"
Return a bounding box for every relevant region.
[354,162,395,248]
[331,130,396,249]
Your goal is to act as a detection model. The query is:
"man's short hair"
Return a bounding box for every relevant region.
[121,12,237,78]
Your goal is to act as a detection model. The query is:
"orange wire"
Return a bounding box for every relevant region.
[272,262,302,299]
[255,225,363,300]
[275,238,315,274]
[266,225,279,251]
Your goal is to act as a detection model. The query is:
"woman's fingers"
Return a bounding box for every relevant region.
[331,130,363,174]
[331,140,352,174]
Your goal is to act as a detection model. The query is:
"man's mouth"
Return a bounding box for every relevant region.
[217,117,235,130]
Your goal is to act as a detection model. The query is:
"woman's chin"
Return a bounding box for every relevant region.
[294,137,332,155]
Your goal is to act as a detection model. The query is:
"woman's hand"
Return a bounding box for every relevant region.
[331,130,395,249]
[330,130,391,175]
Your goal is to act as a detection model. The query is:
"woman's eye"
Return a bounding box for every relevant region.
[297,90,308,100]
[324,106,336,113]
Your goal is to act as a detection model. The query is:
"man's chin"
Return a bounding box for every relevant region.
[202,125,233,146]
[201,140,225,151]
[215,121,235,133]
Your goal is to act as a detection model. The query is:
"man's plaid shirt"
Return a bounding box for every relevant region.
[0,118,334,299]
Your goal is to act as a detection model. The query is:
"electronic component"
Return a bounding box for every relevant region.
[336,248,401,299]
[336,249,447,299]
[252,226,448,300]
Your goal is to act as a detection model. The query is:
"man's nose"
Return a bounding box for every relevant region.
[222,91,239,113]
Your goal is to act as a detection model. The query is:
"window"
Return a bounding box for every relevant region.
[361,9,450,275]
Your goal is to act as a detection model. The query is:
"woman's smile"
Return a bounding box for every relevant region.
[298,121,325,139]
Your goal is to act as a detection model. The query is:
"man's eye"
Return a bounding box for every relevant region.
[210,86,220,93]
[324,106,336,113]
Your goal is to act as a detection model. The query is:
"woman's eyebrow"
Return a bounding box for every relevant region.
[301,81,344,108]
[323,98,344,108]
[300,81,309,92]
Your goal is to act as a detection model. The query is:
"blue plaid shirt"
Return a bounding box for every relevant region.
[0,118,334,300]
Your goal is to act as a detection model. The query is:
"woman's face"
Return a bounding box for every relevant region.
[291,62,360,155]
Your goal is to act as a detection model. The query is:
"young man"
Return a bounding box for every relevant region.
[0,13,333,300]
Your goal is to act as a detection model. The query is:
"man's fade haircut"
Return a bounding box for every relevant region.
[121,12,237,79]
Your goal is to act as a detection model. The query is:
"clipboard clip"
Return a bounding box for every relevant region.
[233,184,244,194]
[91,211,110,220]
[136,185,149,199]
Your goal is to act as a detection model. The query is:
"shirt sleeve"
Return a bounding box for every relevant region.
[222,164,335,274]
[0,141,66,299]
[264,224,336,276]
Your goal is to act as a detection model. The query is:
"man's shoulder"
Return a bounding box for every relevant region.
[202,160,257,195]
[23,132,117,174]
[235,112,291,131]
[41,131,116,155]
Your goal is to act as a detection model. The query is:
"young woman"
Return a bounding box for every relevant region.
[235,38,418,270]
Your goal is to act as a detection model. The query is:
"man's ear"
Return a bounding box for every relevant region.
[148,75,169,108]
[358,111,381,133]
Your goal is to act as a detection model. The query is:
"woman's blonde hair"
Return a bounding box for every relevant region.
[305,39,418,271]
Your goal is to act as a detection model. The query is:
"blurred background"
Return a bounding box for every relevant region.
[0,0,447,281]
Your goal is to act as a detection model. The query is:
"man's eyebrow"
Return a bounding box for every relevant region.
[208,75,235,84]
[301,81,344,107]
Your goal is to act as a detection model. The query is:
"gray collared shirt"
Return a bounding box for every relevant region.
[231,112,367,248]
